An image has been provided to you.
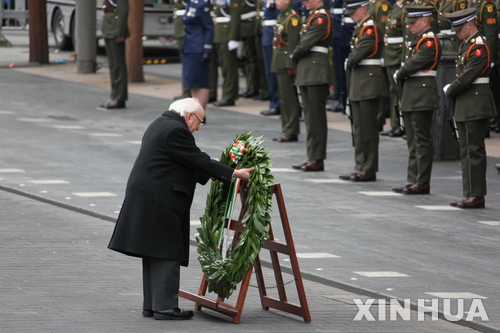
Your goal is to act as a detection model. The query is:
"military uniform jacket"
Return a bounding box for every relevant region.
[213,1,239,43]
[369,0,392,25]
[291,7,334,85]
[346,16,387,101]
[271,8,301,73]
[383,0,407,67]
[469,0,499,62]
[438,0,468,31]
[108,111,234,266]
[397,28,441,111]
[102,0,130,39]
[332,0,355,47]
[232,0,258,39]
[174,0,188,38]
[183,0,214,54]
[446,33,497,121]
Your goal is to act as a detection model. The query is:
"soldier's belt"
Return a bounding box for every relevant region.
[359,59,382,65]
[241,12,257,20]
[410,70,437,77]
[215,17,231,23]
[175,9,186,16]
[103,5,118,13]
[262,19,277,26]
[331,8,344,14]
[473,77,489,84]
[311,46,329,53]
[439,29,454,36]
[385,37,404,44]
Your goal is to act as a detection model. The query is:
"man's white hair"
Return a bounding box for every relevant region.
[168,98,201,116]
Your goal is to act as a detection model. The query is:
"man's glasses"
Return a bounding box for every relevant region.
[193,113,204,126]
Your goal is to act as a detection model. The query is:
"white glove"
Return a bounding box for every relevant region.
[228,40,240,51]
[236,43,244,58]
[491,62,495,68]
[443,84,450,94]
[393,70,399,83]
[380,57,385,67]
[344,59,348,71]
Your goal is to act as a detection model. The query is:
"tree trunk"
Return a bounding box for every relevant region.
[28,0,49,64]
[126,0,145,83]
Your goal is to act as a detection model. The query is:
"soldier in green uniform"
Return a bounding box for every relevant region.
[232,0,261,98]
[271,0,302,142]
[339,0,387,181]
[444,8,497,208]
[98,0,129,110]
[173,0,192,100]
[212,0,240,107]
[290,0,333,172]
[369,0,392,132]
[392,6,441,194]
[380,0,408,137]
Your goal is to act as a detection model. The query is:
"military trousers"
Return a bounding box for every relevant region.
[332,42,350,105]
[385,64,401,129]
[209,49,219,101]
[403,111,434,183]
[142,257,180,311]
[276,72,300,136]
[299,84,328,160]
[215,43,239,101]
[243,36,260,91]
[104,38,128,102]
[254,34,269,96]
[351,99,379,172]
[457,119,489,197]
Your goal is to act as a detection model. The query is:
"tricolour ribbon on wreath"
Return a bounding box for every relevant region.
[218,140,246,259]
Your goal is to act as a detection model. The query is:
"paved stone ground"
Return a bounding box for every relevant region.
[0,190,478,333]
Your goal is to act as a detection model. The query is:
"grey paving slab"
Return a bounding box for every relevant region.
[0,190,479,332]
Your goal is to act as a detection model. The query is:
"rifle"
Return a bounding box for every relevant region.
[395,103,405,132]
[446,95,459,142]
[344,66,355,147]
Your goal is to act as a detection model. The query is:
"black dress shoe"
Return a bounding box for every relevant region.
[98,100,126,109]
[142,309,154,317]
[380,128,396,136]
[339,170,360,180]
[272,133,298,142]
[456,196,485,208]
[402,182,430,194]
[239,90,259,98]
[302,159,324,171]
[260,108,280,116]
[392,182,414,193]
[213,99,235,107]
[292,158,312,170]
[350,171,376,182]
[389,128,405,137]
[153,308,194,320]
[326,101,344,112]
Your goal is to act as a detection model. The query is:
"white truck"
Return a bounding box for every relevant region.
[46,0,175,50]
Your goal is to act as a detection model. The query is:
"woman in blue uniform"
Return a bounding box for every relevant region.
[182,0,214,112]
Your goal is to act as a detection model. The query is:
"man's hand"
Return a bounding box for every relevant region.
[116,36,125,44]
[233,167,255,180]
[286,68,295,77]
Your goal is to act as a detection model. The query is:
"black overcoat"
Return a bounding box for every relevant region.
[108,111,234,266]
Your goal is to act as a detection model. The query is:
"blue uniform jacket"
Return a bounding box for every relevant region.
[182,0,214,54]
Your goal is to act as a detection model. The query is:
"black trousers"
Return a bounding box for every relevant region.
[142,257,180,311]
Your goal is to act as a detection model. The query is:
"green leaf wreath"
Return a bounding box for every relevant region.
[196,132,274,299]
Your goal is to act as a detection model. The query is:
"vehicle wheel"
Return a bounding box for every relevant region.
[52,9,74,50]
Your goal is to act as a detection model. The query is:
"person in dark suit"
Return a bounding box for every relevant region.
[98,0,129,110]
[445,8,497,208]
[108,98,254,320]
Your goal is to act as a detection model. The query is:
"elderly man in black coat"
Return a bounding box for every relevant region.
[108,98,254,320]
